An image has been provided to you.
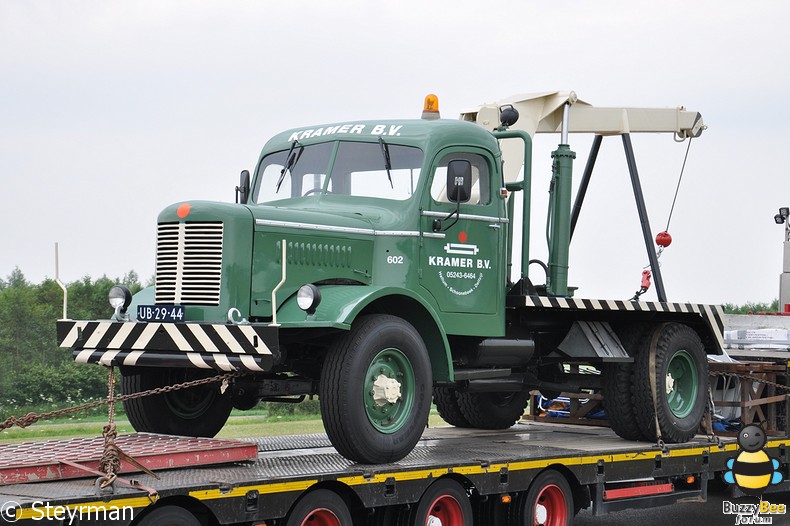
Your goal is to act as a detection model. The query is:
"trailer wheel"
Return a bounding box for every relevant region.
[515,470,574,526]
[285,489,352,526]
[633,323,708,443]
[121,367,233,437]
[320,315,432,463]
[136,505,201,526]
[433,386,472,428]
[455,389,530,429]
[409,479,473,526]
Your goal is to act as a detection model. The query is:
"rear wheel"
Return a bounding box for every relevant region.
[433,386,472,428]
[602,362,644,440]
[456,389,530,429]
[409,479,472,526]
[285,489,352,526]
[514,470,574,526]
[320,315,432,464]
[603,326,650,441]
[121,367,232,437]
[633,323,708,443]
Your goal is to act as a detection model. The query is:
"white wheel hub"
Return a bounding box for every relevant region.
[372,374,402,406]
[535,502,548,524]
[665,372,675,395]
[427,516,443,526]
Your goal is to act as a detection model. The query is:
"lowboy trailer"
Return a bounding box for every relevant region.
[3,422,788,525]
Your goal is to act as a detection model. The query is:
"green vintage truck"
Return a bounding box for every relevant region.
[57,92,723,464]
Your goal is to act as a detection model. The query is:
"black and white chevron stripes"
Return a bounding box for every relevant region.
[56,321,279,373]
[518,295,725,350]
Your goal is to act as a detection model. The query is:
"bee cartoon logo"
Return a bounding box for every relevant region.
[724,424,783,495]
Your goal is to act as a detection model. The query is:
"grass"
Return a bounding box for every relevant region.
[0,412,324,443]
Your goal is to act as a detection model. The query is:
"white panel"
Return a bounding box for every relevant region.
[60,322,89,348]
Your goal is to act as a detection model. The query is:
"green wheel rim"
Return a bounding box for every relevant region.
[364,348,415,433]
[665,350,698,419]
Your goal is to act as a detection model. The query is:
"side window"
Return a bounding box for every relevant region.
[431,153,490,205]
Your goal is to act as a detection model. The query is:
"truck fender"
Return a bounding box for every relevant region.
[276,285,454,382]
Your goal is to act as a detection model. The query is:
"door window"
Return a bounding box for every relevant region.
[430,153,490,205]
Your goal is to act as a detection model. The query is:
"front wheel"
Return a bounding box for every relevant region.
[319,315,432,464]
[633,323,708,443]
[121,367,233,437]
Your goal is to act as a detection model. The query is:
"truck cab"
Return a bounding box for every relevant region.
[245,119,507,334]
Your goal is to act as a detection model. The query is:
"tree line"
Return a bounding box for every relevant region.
[0,269,142,415]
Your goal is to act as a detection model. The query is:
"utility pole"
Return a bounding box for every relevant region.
[775,207,790,312]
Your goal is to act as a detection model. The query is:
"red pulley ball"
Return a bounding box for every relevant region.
[655,231,672,248]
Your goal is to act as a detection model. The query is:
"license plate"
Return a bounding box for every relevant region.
[137,305,185,322]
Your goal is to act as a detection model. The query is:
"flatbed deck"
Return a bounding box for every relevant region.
[3,422,786,524]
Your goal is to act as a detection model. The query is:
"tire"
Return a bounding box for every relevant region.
[408,479,473,526]
[433,386,472,428]
[633,323,708,443]
[514,470,574,526]
[285,489,352,526]
[455,389,530,429]
[136,505,201,526]
[319,315,432,464]
[121,367,233,437]
[602,326,650,441]
[603,362,648,441]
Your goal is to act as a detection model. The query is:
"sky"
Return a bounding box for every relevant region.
[1,0,789,306]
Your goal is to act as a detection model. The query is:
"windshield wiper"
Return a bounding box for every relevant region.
[378,136,394,189]
[275,140,302,194]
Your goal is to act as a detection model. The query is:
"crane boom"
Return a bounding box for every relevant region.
[461,91,704,138]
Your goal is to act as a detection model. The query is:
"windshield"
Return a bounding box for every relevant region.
[253,141,423,204]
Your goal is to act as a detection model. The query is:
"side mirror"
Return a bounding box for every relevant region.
[446,160,472,203]
[236,170,251,204]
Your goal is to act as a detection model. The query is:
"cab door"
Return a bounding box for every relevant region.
[419,149,505,320]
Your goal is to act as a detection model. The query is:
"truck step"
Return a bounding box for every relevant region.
[0,433,258,486]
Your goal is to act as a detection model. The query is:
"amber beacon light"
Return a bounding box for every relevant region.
[421,93,440,120]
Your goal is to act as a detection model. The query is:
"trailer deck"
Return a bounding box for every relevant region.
[2,422,786,524]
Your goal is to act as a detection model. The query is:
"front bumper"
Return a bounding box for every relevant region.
[56,320,280,373]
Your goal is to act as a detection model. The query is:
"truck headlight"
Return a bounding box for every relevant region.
[296,284,321,314]
[109,285,132,314]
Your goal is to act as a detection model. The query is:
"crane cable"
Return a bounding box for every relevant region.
[631,137,694,301]
[664,136,694,234]
[654,136,694,261]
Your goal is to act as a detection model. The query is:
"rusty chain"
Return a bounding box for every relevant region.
[1,367,245,490]
[709,369,790,393]
[0,370,245,432]
[703,368,789,447]
[98,366,120,487]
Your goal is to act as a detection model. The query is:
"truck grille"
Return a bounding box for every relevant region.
[155,222,223,305]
